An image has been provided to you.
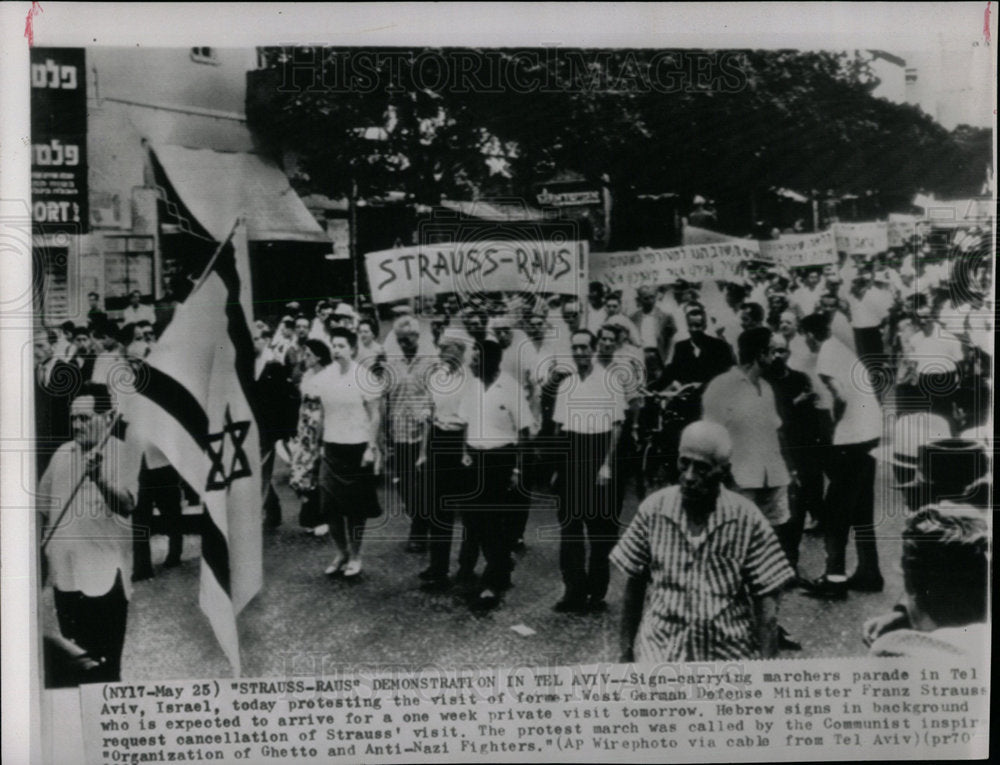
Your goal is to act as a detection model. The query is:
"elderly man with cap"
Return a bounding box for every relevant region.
[331,302,358,331]
[415,336,474,591]
[384,315,437,553]
[612,420,795,662]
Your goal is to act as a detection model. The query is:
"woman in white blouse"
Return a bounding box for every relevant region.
[303,327,382,578]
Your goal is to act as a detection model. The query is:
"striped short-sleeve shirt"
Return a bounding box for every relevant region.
[610,485,794,662]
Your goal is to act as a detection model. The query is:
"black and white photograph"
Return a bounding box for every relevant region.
[1,3,994,764]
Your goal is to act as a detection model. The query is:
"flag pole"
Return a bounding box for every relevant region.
[189,217,243,296]
[40,411,124,552]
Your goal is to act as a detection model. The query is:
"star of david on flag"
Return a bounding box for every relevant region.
[119,218,262,676]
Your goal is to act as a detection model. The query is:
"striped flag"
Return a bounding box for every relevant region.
[120,218,262,675]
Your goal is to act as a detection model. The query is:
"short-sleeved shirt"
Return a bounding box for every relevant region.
[702,368,790,489]
[39,437,140,599]
[304,361,378,445]
[552,365,627,434]
[429,362,473,431]
[906,325,964,376]
[816,337,882,445]
[122,304,157,327]
[610,486,795,662]
[459,372,532,449]
[791,284,823,317]
[847,289,892,329]
[383,351,436,444]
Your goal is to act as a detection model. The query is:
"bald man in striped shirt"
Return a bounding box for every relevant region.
[611,421,794,662]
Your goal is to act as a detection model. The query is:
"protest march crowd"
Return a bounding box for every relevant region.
[34,216,992,685]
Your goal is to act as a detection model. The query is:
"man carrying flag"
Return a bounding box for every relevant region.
[39,382,138,685]
[118,218,263,675]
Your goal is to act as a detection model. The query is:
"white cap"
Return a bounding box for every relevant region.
[333,302,358,319]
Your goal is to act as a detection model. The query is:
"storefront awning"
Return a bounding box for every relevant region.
[152,144,329,244]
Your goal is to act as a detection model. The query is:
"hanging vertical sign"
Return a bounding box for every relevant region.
[30,48,88,234]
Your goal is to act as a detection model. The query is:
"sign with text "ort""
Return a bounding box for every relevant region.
[834,222,888,255]
[590,241,764,289]
[760,231,837,268]
[365,240,588,303]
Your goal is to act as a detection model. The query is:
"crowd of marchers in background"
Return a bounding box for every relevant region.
[34,221,992,681]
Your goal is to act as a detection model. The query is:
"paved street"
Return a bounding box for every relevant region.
[41,450,909,682]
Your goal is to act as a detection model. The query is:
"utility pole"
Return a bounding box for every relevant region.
[349,177,359,310]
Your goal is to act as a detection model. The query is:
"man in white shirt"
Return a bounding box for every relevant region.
[458,337,533,611]
[88,322,127,392]
[790,268,824,317]
[585,282,608,335]
[121,290,156,327]
[817,290,856,352]
[902,296,965,426]
[799,312,883,600]
[308,300,334,344]
[39,385,138,683]
[600,292,639,346]
[845,272,890,358]
[418,338,474,590]
[629,285,675,366]
[702,327,792,546]
[550,329,627,614]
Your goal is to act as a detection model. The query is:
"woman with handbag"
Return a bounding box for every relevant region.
[304,327,383,579]
[289,339,332,535]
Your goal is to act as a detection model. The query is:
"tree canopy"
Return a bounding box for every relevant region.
[247,47,991,207]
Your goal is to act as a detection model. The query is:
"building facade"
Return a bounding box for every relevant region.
[31,47,330,328]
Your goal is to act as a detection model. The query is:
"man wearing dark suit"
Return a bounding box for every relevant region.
[253,328,299,527]
[646,304,735,487]
[68,325,96,380]
[34,332,82,474]
[629,285,676,365]
[654,303,736,389]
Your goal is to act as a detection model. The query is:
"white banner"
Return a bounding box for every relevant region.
[760,231,838,268]
[681,225,736,245]
[591,241,764,289]
[364,241,588,303]
[833,222,889,255]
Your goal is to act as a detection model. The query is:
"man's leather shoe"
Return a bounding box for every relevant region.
[418,567,445,581]
[778,625,802,650]
[552,598,589,614]
[470,590,500,612]
[420,577,451,593]
[588,599,609,614]
[800,575,848,600]
[846,573,884,592]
